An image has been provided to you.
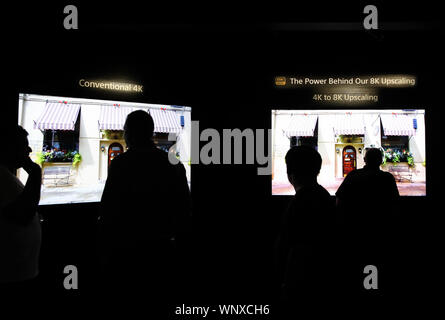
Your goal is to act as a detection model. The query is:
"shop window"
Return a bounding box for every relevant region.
[41,117,80,163]
[381,135,412,164]
[381,135,409,150]
[43,130,79,152]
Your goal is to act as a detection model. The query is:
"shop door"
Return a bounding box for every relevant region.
[108,143,124,168]
[343,146,356,177]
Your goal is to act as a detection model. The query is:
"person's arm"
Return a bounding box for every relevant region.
[1,158,42,226]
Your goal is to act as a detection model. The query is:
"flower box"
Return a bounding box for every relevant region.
[382,148,414,167]
[381,162,413,182]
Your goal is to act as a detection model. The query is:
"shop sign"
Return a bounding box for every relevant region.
[79,79,143,93]
[338,136,363,144]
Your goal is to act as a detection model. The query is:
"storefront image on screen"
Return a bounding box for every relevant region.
[271,109,426,196]
[18,93,192,205]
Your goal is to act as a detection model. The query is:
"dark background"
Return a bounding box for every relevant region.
[1,2,442,313]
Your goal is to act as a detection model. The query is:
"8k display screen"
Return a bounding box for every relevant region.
[271,109,426,196]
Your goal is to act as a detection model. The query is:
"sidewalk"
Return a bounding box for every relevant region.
[272,179,426,196]
[39,183,106,205]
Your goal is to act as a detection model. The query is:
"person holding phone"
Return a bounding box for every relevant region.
[0,125,42,292]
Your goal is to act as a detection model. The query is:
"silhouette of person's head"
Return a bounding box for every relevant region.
[2,125,32,169]
[285,146,322,190]
[364,148,383,169]
[124,110,155,149]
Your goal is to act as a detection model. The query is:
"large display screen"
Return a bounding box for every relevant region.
[18,93,192,205]
[272,109,426,196]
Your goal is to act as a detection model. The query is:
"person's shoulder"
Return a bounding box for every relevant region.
[297,185,331,201]
[379,170,396,181]
[379,169,393,177]
[350,168,365,176]
[147,147,175,168]
[107,152,131,172]
[339,169,360,185]
[348,168,373,181]
[316,184,331,197]
[336,170,358,197]
[152,147,185,168]
[110,152,127,164]
[152,146,169,160]
[314,185,333,206]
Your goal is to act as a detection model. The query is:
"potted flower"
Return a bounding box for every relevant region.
[72,151,82,167]
[401,149,415,167]
[35,151,47,166]
[103,130,111,139]
[37,149,82,166]
[382,147,414,172]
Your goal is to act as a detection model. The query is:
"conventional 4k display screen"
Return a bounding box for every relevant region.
[271,109,426,196]
[18,93,192,205]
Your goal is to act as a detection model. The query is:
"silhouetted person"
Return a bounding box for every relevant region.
[0,125,42,294]
[97,110,191,309]
[335,148,399,295]
[274,146,335,310]
[336,148,399,236]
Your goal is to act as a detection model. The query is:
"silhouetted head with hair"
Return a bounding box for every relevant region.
[285,146,322,190]
[124,110,155,149]
[1,125,32,169]
[364,148,383,169]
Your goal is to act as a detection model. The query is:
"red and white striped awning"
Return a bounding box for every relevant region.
[149,108,182,134]
[283,114,318,137]
[98,105,134,130]
[34,102,81,131]
[380,113,416,136]
[333,113,365,135]
[98,106,183,133]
